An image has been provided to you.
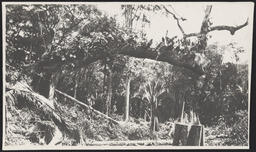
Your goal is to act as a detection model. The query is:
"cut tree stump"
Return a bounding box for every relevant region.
[172,123,205,146]
[187,124,204,146]
[173,122,189,146]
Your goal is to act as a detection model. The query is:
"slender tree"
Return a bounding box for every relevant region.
[143,80,165,132]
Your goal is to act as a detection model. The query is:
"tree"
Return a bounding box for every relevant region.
[121,5,135,122]
[143,80,165,132]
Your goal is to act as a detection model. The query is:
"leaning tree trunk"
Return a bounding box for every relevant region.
[124,77,131,122]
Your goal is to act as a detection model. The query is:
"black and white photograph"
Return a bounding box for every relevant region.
[2,2,254,150]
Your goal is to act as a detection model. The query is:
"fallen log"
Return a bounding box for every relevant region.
[55,89,120,125]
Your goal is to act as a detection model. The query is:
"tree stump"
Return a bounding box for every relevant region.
[173,122,189,146]
[187,124,204,146]
[172,123,205,146]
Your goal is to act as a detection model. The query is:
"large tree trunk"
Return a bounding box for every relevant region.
[105,70,113,116]
[123,77,131,122]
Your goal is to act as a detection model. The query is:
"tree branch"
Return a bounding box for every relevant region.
[162,5,186,36]
[184,32,202,38]
[131,6,139,23]
[184,6,248,38]
[209,18,249,35]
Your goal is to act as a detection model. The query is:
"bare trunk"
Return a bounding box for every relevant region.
[48,81,55,101]
[180,100,185,122]
[48,72,60,104]
[150,101,159,132]
[152,115,159,132]
[105,70,112,116]
[150,104,153,122]
[82,68,88,104]
[103,64,106,94]
[48,74,55,101]
[73,77,79,99]
[124,77,131,122]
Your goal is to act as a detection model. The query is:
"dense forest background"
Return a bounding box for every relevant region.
[4,3,251,146]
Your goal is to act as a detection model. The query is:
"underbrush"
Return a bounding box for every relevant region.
[5,96,56,146]
[205,110,248,146]
[224,110,248,146]
[55,94,129,142]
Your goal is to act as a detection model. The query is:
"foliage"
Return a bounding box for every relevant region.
[143,80,165,131]
[143,80,165,104]
[196,44,248,125]
[204,110,248,146]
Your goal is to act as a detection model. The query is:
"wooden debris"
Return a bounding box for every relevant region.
[55,89,120,125]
